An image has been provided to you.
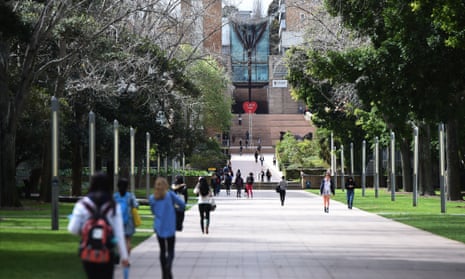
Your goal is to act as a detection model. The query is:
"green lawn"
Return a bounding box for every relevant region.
[309,188,465,244]
[0,200,153,279]
[2,189,464,277]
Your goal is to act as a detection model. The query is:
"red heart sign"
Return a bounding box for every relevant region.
[243,101,258,113]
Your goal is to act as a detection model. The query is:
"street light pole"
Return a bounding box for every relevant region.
[113,120,119,193]
[89,111,95,185]
[51,96,59,230]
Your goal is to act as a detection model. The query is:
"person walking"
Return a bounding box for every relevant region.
[171,175,188,203]
[223,171,232,196]
[345,176,356,209]
[211,173,220,196]
[234,173,244,198]
[149,177,186,279]
[193,177,214,234]
[245,172,254,199]
[277,176,288,206]
[113,178,139,257]
[68,172,129,279]
[266,169,272,182]
[320,172,335,213]
[259,154,264,166]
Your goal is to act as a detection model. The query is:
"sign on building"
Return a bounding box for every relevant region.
[272,80,288,88]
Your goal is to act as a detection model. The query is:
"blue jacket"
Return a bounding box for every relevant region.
[149,191,185,238]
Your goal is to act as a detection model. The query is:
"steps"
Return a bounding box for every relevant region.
[229,114,316,154]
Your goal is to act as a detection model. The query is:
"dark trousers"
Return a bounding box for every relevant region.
[199,203,211,232]
[157,235,175,279]
[82,261,114,279]
[279,190,286,205]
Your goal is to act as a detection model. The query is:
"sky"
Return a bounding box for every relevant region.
[226,0,274,14]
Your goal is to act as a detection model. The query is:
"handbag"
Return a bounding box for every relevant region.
[131,207,142,227]
[210,198,217,211]
[275,186,280,193]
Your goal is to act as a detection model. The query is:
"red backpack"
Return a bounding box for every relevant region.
[79,200,115,263]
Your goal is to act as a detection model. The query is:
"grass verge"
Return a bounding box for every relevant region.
[0,200,153,279]
[309,188,465,244]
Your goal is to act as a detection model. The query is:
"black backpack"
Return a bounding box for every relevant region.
[79,200,115,263]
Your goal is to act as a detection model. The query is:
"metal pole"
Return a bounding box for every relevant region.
[130,127,135,194]
[89,111,95,184]
[390,131,396,201]
[439,124,446,213]
[113,120,119,193]
[413,126,419,206]
[249,113,253,147]
[330,132,334,176]
[51,96,59,230]
[146,132,150,198]
[157,152,160,176]
[333,146,338,189]
[350,142,354,176]
[341,145,345,191]
[362,140,366,197]
[375,137,379,198]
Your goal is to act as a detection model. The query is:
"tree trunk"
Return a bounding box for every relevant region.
[446,119,463,200]
[71,138,83,196]
[399,137,412,192]
[71,108,84,196]
[0,129,21,207]
[419,123,435,195]
[39,132,52,202]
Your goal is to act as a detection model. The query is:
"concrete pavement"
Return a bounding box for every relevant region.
[115,190,465,279]
[229,153,283,183]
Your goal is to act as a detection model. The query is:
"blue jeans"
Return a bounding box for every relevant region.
[346,189,354,208]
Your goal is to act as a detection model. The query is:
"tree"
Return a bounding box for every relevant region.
[324,0,465,199]
[0,0,232,206]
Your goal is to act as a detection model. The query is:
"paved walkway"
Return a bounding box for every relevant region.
[229,153,283,183]
[116,190,465,279]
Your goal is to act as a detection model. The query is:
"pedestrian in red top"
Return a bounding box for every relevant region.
[245,172,254,199]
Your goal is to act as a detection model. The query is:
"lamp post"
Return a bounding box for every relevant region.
[374,137,379,198]
[51,96,59,230]
[340,145,345,190]
[390,131,396,201]
[113,120,119,192]
[89,111,95,185]
[146,132,150,198]
[350,142,354,176]
[130,127,135,194]
[362,140,366,197]
[439,124,446,213]
[413,126,419,206]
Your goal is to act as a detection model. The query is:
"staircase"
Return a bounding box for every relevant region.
[229,114,316,154]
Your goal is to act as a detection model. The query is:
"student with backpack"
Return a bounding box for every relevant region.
[113,178,139,255]
[149,177,185,279]
[68,172,129,279]
[193,176,214,234]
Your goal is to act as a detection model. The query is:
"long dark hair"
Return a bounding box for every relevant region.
[118,178,129,196]
[87,172,115,211]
